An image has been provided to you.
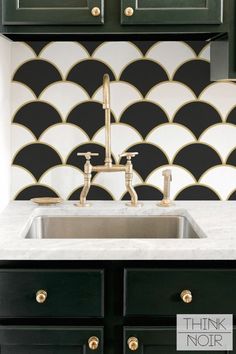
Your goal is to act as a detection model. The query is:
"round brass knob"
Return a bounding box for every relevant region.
[88,336,99,350]
[127,337,139,351]
[36,290,47,303]
[180,290,192,303]
[91,7,101,16]
[124,7,134,17]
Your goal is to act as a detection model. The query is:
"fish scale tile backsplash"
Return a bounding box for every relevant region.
[10,41,236,201]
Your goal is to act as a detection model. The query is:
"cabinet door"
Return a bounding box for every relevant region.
[0,326,103,354]
[124,327,234,354]
[121,0,223,25]
[2,0,104,25]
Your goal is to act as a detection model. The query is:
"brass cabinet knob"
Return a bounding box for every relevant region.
[180,289,192,303]
[88,336,99,350]
[91,7,101,16]
[124,7,134,17]
[127,337,139,351]
[36,290,47,303]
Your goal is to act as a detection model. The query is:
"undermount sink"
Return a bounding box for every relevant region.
[25,216,201,239]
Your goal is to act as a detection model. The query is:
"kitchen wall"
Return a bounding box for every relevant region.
[0,36,11,211]
[10,41,236,201]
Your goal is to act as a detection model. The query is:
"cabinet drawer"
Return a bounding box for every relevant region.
[121,0,223,25]
[0,326,103,353]
[0,269,104,318]
[124,327,234,354]
[124,268,236,316]
[2,0,104,25]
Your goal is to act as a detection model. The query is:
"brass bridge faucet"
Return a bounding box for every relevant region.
[77,74,141,208]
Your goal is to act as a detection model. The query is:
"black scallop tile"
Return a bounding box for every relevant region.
[13,102,62,139]
[175,185,220,200]
[15,185,58,200]
[13,144,62,181]
[69,185,113,200]
[67,143,115,172]
[122,185,162,201]
[13,60,62,97]
[67,102,115,139]
[120,143,168,181]
[25,42,50,56]
[131,41,156,55]
[226,107,236,125]
[174,102,222,138]
[228,190,236,200]
[185,41,207,55]
[226,149,236,166]
[67,60,115,97]
[173,60,210,96]
[78,41,103,56]
[173,143,222,180]
[120,60,168,97]
[120,102,168,139]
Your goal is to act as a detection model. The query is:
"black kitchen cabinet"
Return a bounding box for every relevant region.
[121,0,223,25]
[0,326,104,354]
[0,260,235,354]
[124,327,235,354]
[2,0,104,25]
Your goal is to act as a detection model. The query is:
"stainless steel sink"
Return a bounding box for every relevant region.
[25,216,201,239]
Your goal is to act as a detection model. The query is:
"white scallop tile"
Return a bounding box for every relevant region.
[40,123,89,162]
[11,124,36,158]
[93,123,142,162]
[147,165,195,199]
[147,82,196,119]
[199,43,210,61]
[200,166,236,200]
[199,124,236,162]
[93,82,142,119]
[40,165,84,200]
[40,42,89,79]
[146,42,196,78]
[93,42,142,79]
[146,124,195,162]
[39,82,89,118]
[11,82,36,116]
[11,43,36,75]
[200,83,236,119]
[11,166,35,199]
[93,171,142,200]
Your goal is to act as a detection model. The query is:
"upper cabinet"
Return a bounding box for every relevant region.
[121,0,223,25]
[2,0,104,25]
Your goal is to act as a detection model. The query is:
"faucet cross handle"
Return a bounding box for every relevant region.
[120,152,139,160]
[77,152,99,160]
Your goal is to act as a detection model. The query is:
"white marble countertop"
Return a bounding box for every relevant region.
[0,201,235,260]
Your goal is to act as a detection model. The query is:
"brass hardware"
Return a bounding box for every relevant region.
[88,336,99,350]
[180,290,192,303]
[91,7,101,16]
[77,74,142,208]
[158,169,173,207]
[124,7,134,17]
[127,337,139,351]
[36,290,47,303]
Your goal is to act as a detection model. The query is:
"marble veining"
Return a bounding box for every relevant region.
[0,201,235,260]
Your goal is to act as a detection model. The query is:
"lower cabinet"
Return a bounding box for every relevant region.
[0,326,103,354]
[124,327,235,354]
[0,262,235,354]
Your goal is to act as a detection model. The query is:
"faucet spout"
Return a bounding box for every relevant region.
[103,74,112,167]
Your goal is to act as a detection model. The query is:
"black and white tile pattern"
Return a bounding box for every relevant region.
[11,41,236,201]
